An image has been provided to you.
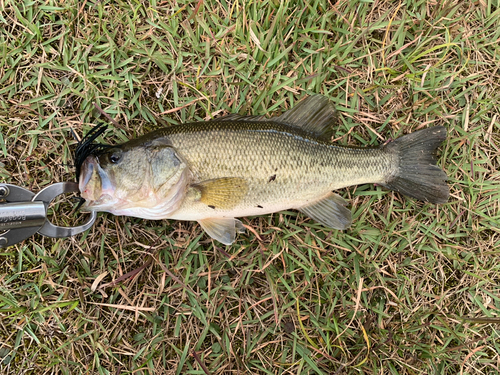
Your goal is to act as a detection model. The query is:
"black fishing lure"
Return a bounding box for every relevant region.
[73,123,112,181]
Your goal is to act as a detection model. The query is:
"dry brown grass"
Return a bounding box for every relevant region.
[1,0,500,374]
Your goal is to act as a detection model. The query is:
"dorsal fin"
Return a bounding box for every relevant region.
[273,95,337,140]
[210,95,337,141]
[211,114,267,122]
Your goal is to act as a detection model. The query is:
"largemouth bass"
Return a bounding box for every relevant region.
[76,95,449,245]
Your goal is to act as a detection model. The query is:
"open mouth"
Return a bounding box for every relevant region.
[79,156,100,201]
[78,156,115,209]
[79,159,95,196]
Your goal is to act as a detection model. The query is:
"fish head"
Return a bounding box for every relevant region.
[79,142,190,218]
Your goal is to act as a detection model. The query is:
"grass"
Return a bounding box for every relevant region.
[1,0,500,373]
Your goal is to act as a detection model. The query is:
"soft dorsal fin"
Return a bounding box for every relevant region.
[273,95,337,140]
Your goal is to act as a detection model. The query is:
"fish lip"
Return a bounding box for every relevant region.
[78,156,95,194]
[79,156,116,208]
[81,194,114,211]
[79,155,100,201]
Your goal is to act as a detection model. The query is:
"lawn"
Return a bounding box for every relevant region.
[1,0,500,374]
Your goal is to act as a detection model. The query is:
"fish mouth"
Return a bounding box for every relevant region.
[79,156,115,210]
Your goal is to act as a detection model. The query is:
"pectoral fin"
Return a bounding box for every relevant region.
[194,177,248,210]
[298,193,352,230]
[199,217,246,245]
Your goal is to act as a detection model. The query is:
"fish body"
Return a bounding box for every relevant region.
[77,95,449,244]
[155,121,394,220]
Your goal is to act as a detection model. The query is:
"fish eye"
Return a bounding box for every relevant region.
[108,149,122,164]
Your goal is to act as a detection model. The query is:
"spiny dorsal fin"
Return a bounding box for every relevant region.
[198,217,246,245]
[298,192,352,230]
[193,177,248,210]
[211,114,267,122]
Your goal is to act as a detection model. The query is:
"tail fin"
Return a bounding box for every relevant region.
[382,126,449,204]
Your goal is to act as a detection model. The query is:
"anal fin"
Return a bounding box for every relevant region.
[199,217,246,245]
[298,193,352,230]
